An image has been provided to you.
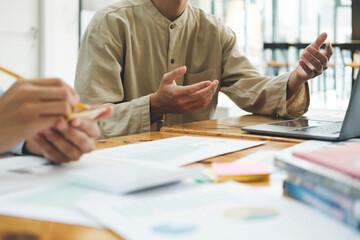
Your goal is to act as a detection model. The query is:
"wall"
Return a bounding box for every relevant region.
[41,0,79,87]
[0,0,40,90]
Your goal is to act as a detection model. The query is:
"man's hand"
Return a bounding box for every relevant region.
[25,105,113,164]
[150,66,219,122]
[287,32,333,98]
[0,79,78,153]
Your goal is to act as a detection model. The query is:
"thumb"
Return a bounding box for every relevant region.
[310,32,328,49]
[162,66,187,84]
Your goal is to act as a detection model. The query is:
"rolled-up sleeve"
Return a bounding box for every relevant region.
[219,27,309,118]
[75,12,151,139]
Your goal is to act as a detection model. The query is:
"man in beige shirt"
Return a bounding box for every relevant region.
[75,0,333,139]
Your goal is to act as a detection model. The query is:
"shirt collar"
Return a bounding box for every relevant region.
[144,0,189,29]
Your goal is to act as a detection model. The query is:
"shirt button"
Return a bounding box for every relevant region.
[171,59,175,64]
[170,24,174,29]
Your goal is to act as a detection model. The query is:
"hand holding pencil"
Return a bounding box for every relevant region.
[0,66,114,157]
[0,66,88,112]
[0,78,79,152]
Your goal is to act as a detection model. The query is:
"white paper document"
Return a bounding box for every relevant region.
[0,156,198,227]
[233,150,277,171]
[0,155,124,227]
[0,154,120,195]
[0,156,48,173]
[89,136,265,166]
[66,160,201,194]
[77,182,359,240]
[0,184,100,227]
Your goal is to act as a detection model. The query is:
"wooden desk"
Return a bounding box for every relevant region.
[0,131,297,240]
[161,114,305,144]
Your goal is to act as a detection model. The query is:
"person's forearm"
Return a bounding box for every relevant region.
[0,124,25,153]
[150,93,164,123]
[287,69,306,99]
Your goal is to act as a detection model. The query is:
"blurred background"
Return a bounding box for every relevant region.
[0,0,358,118]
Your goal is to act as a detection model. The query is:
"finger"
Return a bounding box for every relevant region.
[19,80,78,109]
[186,90,215,111]
[180,81,212,95]
[162,66,187,84]
[56,123,95,153]
[32,79,78,107]
[28,78,66,87]
[306,46,328,65]
[325,42,333,59]
[310,32,327,49]
[299,60,315,76]
[212,80,219,93]
[33,87,78,108]
[92,105,114,120]
[41,129,82,161]
[68,118,101,139]
[33,133,69,164]
[31,116,63,133]
[302,51,323,72]
[186,81,218,104]
[36,101,73,116]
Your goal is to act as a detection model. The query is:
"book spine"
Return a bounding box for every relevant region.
[284,180,360,230]
[288,174,358,209]
[288,175,360,222]
[275,158,360,198]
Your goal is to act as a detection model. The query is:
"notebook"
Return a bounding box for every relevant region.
[241,73,360,141]
[292,142,360,179]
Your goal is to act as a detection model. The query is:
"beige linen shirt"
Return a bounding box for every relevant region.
[75,0,310,139]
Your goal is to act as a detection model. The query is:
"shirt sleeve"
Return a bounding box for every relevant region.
[75,12,151,139]
[0,139,24,156]
[10,143,24,155]
[219,27,310,118]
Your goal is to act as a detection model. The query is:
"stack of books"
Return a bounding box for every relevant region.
[275,142,360,231]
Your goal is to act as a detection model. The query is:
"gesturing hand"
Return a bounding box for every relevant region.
[288,32,333,98]
[297,32,333,81]
[150,66,219,122]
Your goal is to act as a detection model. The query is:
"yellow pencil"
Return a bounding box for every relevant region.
[0,66,24,79]
[0,66,88,110]
[77,102,88,110]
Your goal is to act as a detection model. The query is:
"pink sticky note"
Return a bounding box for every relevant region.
[212,162,270,176]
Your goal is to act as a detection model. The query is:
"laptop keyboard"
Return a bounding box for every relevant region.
[291,122,342,135]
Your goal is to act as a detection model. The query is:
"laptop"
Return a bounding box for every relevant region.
[242,73,360,141]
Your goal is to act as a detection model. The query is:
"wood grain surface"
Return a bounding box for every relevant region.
[161,114,305,143]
